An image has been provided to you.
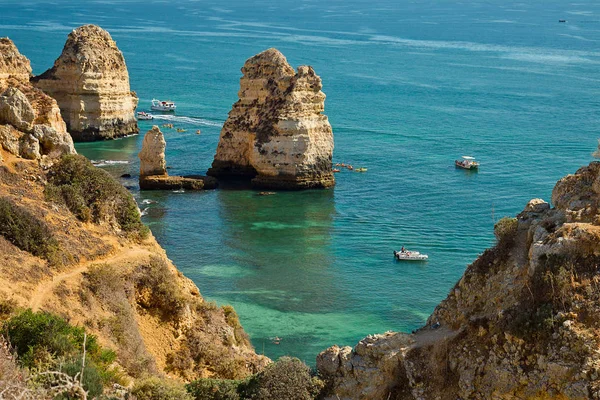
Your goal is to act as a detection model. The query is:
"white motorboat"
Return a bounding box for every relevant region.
[136,111,154,120]
[151,99,176,112]
[455,155,479,170]
[394,249,428,261]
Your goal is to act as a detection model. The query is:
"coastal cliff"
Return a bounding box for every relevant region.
[0,42,267,382]
[31,25,138,141]
[207,48,334,189]
[0,38,74,161]
[318,162,600,399]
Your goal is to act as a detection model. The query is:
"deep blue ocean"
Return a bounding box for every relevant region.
[2,0,600,364]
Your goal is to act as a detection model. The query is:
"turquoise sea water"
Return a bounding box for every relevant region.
[3,0,600,364]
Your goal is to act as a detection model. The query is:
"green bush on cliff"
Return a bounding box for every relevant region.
[186,378,242,400]
[494,216,518,243]
[0,197,60,263]
[45,154,148,238]
[132,377,193,400]
[135,256,187,319]
[186,357,323,400]
[3,309,120,397]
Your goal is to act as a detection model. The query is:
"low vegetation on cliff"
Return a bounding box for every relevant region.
[0,196,60,264]
[45,154,148,238]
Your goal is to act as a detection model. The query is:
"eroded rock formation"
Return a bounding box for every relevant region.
[318,162,600,399]
[207,48,334,189]
[32,25,138,141]
[0,38,74,161]
[139,126,217,190]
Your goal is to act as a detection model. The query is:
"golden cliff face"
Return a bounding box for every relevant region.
[318,162,600,400]
[0,152,267,382]
[0,38,74,161]
[207,48,335,189]
[31,25,138,141]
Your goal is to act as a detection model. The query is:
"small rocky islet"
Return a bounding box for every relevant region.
[2,23,600,399]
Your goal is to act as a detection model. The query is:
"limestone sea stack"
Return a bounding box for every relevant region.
[0,38,75,160]
[31,25,138,141]
[139,125,217,190]
[207,48,334,189]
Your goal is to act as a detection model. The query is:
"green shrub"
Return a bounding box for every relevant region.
[131,377,193,400]
[135,257,186,319]
[0,197,60,263]
[222,305,250,346]
[494,217,518,243]
[186,378,242,400]
[45,154,148,238]
[4,310,100,367]
[3,310,120,395]
[244,357,323,400]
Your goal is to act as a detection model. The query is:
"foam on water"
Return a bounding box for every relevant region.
[150,114,222,127]
[91,159,130,166]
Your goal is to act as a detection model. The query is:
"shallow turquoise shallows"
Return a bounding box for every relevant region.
[3,0,600,364]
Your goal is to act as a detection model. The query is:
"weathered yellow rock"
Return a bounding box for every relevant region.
[208,48,334,189]
[0,37,31,87]
[32,25,138,141]
[0,38,74,159]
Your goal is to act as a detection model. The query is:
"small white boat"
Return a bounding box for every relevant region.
[455,155,479,170]
[151,99,176,112]
[136,111,154,120]
[394,250,428,261]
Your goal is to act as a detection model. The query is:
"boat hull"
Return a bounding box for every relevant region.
[394,250,428,261]
[455,160,479,170]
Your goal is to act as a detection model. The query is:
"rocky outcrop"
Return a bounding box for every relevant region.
[139,126,217,190]
[0,38,31,86]
[0,39,75,160]
[139,125,167,177]
[31,25,138,141]
[207,48,334,189]
[318,162,600,399]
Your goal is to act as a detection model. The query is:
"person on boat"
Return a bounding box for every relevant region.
[401,246,406,253]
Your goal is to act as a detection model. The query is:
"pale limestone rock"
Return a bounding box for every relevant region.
[138,125,167,177]
[318,163,600,399]
[208,48,334,189]
[0,87,35,132]
[0,124,21,154]
[0,39,75,161]
[138,126,216,190]
[32,25,138,141]
[0,38,31,87]
[19,134,39,159]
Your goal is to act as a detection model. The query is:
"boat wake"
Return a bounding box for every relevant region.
[151,114,223,127]
[91,160,130,167]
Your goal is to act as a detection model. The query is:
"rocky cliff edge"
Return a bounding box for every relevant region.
[318,162,600,399]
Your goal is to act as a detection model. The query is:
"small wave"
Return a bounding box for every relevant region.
[140,207,149,216]
[91,160,130,167]
[173,189,185,193]
[141,199,157,205]
[151,114,223,127]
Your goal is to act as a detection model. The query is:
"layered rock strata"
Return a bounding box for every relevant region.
[0,38,74,161]
[318,162,600,399]
[32,25,138,141]
[139,126,217,190]
[207,48,334,189]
